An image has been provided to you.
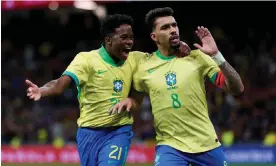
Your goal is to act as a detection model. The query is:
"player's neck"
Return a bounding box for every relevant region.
[104,45,121,63]
[109,54,121,63]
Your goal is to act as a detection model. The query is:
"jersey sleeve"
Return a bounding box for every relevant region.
[197,50,220,83]
[133,61,147,93]
[128,51,150,72]
[62,52,90,86]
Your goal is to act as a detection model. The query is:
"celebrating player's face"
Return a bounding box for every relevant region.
[110,24,134,60]
[151,16,180,50]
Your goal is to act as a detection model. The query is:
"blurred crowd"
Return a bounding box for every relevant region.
[2,3,276,146]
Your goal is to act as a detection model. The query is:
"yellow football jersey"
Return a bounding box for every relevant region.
[133,49,221,153]
[63,46,148,128]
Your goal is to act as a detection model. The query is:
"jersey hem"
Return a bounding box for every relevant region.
[78,123,133,128]
[134,89,145,93]
[156,142,221,154]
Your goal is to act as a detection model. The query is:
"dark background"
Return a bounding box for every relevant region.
[2,1,276,146]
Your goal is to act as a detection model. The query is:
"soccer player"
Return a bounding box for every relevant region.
[26,14,148,166]
[26,13,190,166]
[109,7,244,166]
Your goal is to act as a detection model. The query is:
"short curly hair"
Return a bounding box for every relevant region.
[100,14,134,37]
[145,7,174,31]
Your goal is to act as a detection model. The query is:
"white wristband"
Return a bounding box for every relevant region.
[212,51,226,66]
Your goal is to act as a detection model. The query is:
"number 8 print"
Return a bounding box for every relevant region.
[171,93,182,108]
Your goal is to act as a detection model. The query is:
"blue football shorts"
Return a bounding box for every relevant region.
[154,145,228,166]
[76,125,133,166]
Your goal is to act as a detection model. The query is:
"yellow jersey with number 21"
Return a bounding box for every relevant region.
[63,46,148,128]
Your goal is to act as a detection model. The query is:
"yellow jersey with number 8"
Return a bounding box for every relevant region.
[133,49,221,153]
[63,46,148,128]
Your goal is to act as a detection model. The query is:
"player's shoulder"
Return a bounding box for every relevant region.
[71,50,100,68]
[129,51,151,60]
[128,51,152,67]
[188,49,203,58]
[143,51,158,62]
[187,49,211,60]
[75,49,102,61]
[188,49,216,66]
[134,52,155,70]
[136,50,153,60]
[75,50,97,58]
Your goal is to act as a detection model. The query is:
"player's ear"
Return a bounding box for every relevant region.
[105,36,112,45]
[150,32,157,42]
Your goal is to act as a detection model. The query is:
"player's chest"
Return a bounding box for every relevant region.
[89,61,132,91]
[143,60,201,92]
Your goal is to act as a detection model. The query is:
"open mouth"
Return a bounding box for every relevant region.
[121,47,131,58]
[170,35,180,43]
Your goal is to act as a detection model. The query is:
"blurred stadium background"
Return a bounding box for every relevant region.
[1,0,276,165]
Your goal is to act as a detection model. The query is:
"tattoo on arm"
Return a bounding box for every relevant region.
[219,62,244,94]
[43,80,57,88]
[39,79,61,97]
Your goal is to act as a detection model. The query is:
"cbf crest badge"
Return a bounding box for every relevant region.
[165,71,177,86]
[113,79,124,93]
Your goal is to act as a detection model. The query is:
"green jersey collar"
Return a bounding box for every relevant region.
[156,50,176,61]
[99,45,124,66]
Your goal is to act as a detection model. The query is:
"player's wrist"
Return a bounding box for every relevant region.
[38,88,44,97]
[128,97,139,110]
[128,97,136,105]
[212,51,226,66]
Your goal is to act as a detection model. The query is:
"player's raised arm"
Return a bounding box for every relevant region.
[26,76,72,101]
[194,26,244,95]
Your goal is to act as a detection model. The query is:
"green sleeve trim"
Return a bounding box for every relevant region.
[62,71,81,99]
[62,71,79,86]
[209,72,217,84]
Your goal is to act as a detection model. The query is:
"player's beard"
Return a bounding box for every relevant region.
[170,40,181,54]
[156,38,180,54]
[169,34,181,52]
[156,39,178,49]
[170,42,180,50]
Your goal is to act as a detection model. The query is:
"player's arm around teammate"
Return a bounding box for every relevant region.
[109,26,244,114]
[109,88,145,115]
[193,26,244,95]
[109,41,191,115]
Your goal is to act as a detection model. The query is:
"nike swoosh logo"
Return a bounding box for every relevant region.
[97,70,108,74]
[148,69,156,74]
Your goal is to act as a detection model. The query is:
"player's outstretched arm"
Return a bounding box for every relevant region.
[26,75,72,101]
[193,26,244,95]
[109,88,145,115]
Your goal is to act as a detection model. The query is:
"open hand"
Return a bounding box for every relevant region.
[26,79,41,101]
[109,98,133,115]
[193,26,219,56]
